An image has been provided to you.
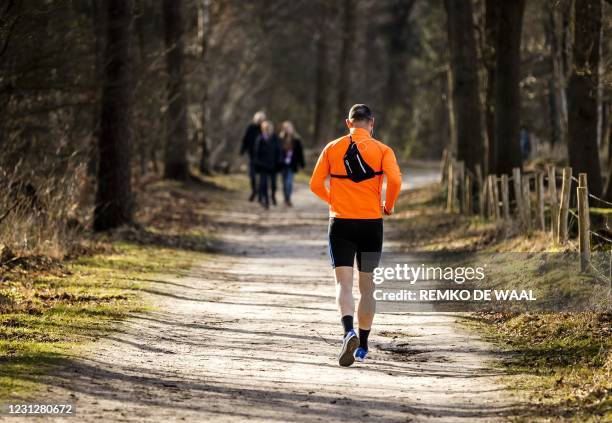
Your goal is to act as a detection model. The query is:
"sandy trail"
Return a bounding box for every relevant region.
[14,168,520,422]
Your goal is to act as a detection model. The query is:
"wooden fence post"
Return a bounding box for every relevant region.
[480,174,488,218]
[547,165,558,243]
[441,149,449,184]
[476,165,485,217]
[512,167,523,219]
[464,173,472,215]
[486,175,495,219]
[446,160,454,212]
[522,175,532,231]
[578,173,590,272]
[457,161,465,213]
[492,176,501,220]
[536,173,545,230]
[557,167,572,245]
[501,174,510,220]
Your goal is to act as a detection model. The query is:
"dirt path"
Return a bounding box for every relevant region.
[18,169,519,422]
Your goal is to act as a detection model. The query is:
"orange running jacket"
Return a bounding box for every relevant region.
[310,127,402,219]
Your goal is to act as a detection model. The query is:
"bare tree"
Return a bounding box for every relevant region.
[484,0,499,174]
[444,0,484,174]
[198,0,212,175]
[335,0,356,132]
[493,0,525,175]
[94,0,134,231]
[568,0,603,196]
[544,1,568,147]
[163,0,189,180]
[314,29,331,145]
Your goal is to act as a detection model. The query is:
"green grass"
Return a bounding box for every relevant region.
[0,242,205,400]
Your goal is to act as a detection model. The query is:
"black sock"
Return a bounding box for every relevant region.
[359,328,370,351]
[341,315,354,335]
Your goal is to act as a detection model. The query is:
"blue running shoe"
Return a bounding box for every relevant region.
[354,347,368,362]
[338,329,359,367]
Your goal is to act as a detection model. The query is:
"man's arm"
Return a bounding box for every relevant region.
[296,139,306,169]
[240,126,252,156]
[382,147,402,214]
[309,146,331,203]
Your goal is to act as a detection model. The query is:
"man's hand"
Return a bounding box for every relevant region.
[382,202,393,216]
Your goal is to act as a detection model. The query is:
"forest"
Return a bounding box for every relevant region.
[0,0,610,240]
[0,0,611,421]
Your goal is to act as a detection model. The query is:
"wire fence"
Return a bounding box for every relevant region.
[440,149,611,281]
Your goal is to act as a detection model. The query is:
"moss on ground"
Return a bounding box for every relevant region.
[0,242,205,399]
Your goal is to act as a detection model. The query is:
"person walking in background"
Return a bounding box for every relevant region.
[240,111,266,201]
[254,120,281,209]
[310,104,402,367]
[520,125,532,161]
[279,121,305,206]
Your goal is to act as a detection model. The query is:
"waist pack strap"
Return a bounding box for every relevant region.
[330,171,383,178]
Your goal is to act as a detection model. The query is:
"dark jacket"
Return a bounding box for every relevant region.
[280,137,306,173]
[254,134,281,173]
[240,123,261,159]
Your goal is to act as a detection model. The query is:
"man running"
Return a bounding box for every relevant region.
[310,104,402,367]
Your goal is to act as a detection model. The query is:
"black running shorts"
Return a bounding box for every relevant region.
[328,218,383,272]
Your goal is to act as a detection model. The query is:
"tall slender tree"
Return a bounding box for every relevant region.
[484,0,499,174]
[94,0,134,231]
[568,0,603,196]
[336,0,356,132]
[198,0,212,175]
[314,29,331,145]
[544,1,567,147]
[381,0,416,142]
[163,0,189,180]
[444,0,484,174]
[493,0,525,175]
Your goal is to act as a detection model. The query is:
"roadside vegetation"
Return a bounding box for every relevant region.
[392,181,611,421]
[0,174,238,400]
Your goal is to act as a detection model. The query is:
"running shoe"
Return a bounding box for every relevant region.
[338,329,359,367]
[354,347,368,362]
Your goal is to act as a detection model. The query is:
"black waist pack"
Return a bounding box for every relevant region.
[330,135,383,183]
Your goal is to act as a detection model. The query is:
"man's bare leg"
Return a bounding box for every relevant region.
[356,271,375,359]
[357,271,375,329]
[334,266,359,366]
[334,266,354,317]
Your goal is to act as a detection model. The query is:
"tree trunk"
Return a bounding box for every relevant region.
[604,123,612,201]
[545,2,567,146]
[94,0,134,232]
[381,0,415,143]
[88,0,105,177]
[568,0,603,196]
[335,0,355,132]
[163,0,189,180]
[314,29,330,145]
[484,0,499,175]
[198,0,212,175]
[443,0,485,174]
[493,0,525,176]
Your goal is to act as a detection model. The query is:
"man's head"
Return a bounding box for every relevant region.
[261,120,274,137]
[253,111,266,125]
[345,104,374,134]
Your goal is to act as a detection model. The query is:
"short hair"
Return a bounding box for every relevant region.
[348,104,373,122]
[253,111,266,123]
